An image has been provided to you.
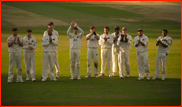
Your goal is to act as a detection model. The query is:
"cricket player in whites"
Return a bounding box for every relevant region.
[43,22,60,78]
[111,26,121,76]
[117,27,132,78]
[41,28,59,81]
[85,26,100,78]
[23,29,37,81]
[133,29,150,80]
[7,28,24,83]
[152,29,172,81]
[99,27,114,77]
[67,21,84,80]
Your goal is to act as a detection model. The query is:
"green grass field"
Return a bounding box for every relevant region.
[1,1,181,106]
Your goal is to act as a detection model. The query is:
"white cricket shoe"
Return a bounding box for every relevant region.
[109,75,112,77]
[77,77,81,80]
[85,75,91,78]
[152,77,158,80]
[7,80,13,83]
[42,78,47,82]
[99,74,105,77]
[51,78,57,81]
[26,77,30,81]
[17,79,24,83]
[126,75,130,78]
[161,78,165,81]
[95,74,98,78]
[147,77,150,80]
[32,79,36,82]
[137,77,144,80]
[112,73,116,76]
[70,77,74,80]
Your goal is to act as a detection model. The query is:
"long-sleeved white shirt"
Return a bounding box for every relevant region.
[86,33,99,48]
[42,34,59,52]
[23,35,37,52]
[7,35,23,52]
[157,35,172,53]
[67,26,84,49]
[111,32,122,48]
[133,34,149,52]
[43,29,59,38]
[99,33,113,49]
[117,33,132,52]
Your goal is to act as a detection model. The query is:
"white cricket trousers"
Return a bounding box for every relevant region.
[136,51,150,78]
[8,52,23,82]
[100,48,112,75]
[87,48,99,76]
[112,46,120,73]
[154,52,167,79]
[119,51,131,77]
[45,51,60,78]
[24,51,36,80]
[70,49,80,78]
[42,52,56,80]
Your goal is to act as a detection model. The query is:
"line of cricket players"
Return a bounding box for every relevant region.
[7,21,173,83]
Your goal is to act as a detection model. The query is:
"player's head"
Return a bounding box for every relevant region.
[104,26,110,34]
[137,28,143,36]
[90,26,95,33]
[47,28,52,36]
[73,27,78,34]
[26,29,32,36]
[48,22,54,29]
[162,29,168,37]
[122,27,127,35]
[114,26,120,34]
[12,28,18,36]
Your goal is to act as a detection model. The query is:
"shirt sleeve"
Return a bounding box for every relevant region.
[133,37,138,47]
[52,35,59,46]
[42,36,49,47]
[7,37,11,43]
[67,26,72,39]
[127,35,132,45]
[43,31,47,37]
[99,35,105,45]
[23,38,29,49]
[77,26,84,39]
[33,38,37,50]
[143,36,149,48]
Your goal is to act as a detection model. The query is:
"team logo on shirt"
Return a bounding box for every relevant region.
[142,39,144,41]
[108,37,110,39]
[32,40,34,42]
[77,36,79,38]
[74,39,77,41]
[53,38,55,41]
[91,39,94,41]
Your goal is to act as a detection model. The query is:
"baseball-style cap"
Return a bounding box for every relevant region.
[90,26,95,29]
[26,29,32,32]
[12,28,18,31]
[114,26,120,29]
[48,22,54,25]
[137,28,143,32]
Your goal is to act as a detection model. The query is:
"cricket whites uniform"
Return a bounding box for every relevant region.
[67,26,84,79]
[111,32,121,75]
[86,33,99,77]
[41,34,59,81]
[43,29,60,77]
[117,34,132,78]
[153,36,172,80]
[23,36,37,81]
[7,35,24,83]
[99,33,113,76]
[133,34,150,79]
